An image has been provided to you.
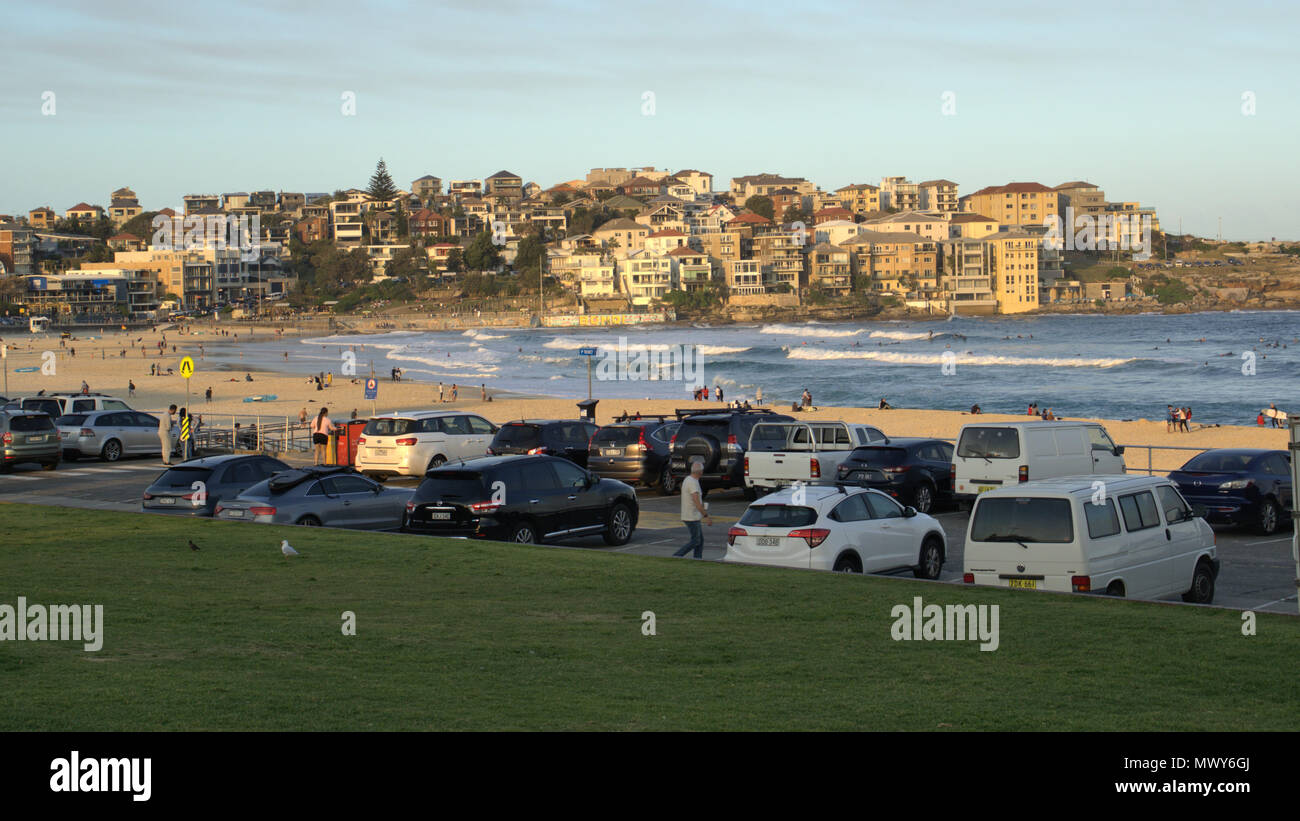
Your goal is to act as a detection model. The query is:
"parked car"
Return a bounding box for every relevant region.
[1169,448,1293,535]
[141,454,291,517]
[0,409,61,472]
[587,414,681,494]
[215,466,413,529]
[744,420,888,496]
[836,438,955,513]
[951,421,1126,503]
[355,410,498,479]
[487,419,599,467]
[402,454,638,545]
[56,409,169,461]
[724,485,946,577]
[669,408,794,498]
[19,393,132,417]
[963,475,1218,603]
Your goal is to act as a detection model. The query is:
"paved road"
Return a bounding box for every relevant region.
[3,455,1296,615]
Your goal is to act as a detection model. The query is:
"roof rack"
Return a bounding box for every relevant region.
[674,407,781,420]
[611,412,673,423]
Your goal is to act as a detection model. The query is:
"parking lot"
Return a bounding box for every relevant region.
[2,455,1296,614]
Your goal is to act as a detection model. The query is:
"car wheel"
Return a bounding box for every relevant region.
[426,455,446,472]
[913,536,944,579]
[101,440,122,462]
[603,503,634,546]
[1181,560,1215,604]
[1105,581,1126,597]
[832,553,862,573]
[1256,499,1280,535]
[510,521,537,544]
[913,482,935,514]
[658,466,677,496]
[297,515,322,527]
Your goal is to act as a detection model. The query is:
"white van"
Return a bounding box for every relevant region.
[963,475,1219,603]
[355,410,498,479]
[951,421,1125,502]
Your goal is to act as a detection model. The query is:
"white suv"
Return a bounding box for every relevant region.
[356,411,498,479]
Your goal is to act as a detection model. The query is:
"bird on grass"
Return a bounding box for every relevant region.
[188,540,200,552]
[280,539,299,557]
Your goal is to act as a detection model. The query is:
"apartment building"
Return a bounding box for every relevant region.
[644,228,689,256]
[938,238,998,314]
[183,195,221,215]
[768,188,803,220]
[593,218,649,257]
[948,212,999,239]
[412,175,442,200]
[692,230,744,277]
[813,220,863,247]
[987,231,1040,313]
[222,192,250,211]
[295,216,329,244]
[879,176,920,211]
[917,179,959,212]
[28,207,56,230]
[0,222,36,275]
[672,169,713,196]
[279,192,306,216]
[108,187,143,227]
[618,251,674,306]
[806,242,851,297]
[249,191,277,211]
[485,170,523,201]
[329,199,366,247]
[23,268,160,319]
[726,259,764,295]
[619,176,663,198]
[447,180,484,199]
[730,173,816,200]
[1053,181,1106,216]
[835,183,881,215]
[840,230,937,296]
[667,246,712,292]
[862,210,951,241]
[962,182,1059,228]
[752,230,804,294]
[586,168,654,187]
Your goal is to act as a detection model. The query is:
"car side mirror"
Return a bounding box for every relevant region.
[1114,445,1125,455]
[587,471,598,487]
[1190,504,1207,520]
[903,506,917,518]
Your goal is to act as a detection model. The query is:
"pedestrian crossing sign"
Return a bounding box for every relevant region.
[179,356,195,379]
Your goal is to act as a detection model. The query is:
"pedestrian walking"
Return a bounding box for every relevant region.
[159,404,177,465]
[450,383,458,401]
[205,386,212,403]
[673,460,711,559]
[716,385,724,403]
[128,380,136,397]
[311,407,335,465]
[755,386,763,406]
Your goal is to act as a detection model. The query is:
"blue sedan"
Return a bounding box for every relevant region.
[1169,449,1293,535]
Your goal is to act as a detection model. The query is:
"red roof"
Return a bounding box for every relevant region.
[110,232,141,241]
[647,228,685,237]
[67,202,101,212]
[667,246,700,257]
[968,182,1055,196]
[814,206,853,217]
[728,213,772,225]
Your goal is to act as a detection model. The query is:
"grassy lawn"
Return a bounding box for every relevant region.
[1,503,1295,731]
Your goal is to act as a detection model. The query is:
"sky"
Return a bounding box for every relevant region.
[2,0,1299,240]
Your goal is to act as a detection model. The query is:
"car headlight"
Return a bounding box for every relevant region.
[1219,479,1253,490]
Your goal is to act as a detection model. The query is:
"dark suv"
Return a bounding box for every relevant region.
[836,438,955,514]
[588,414,681,495]
[402,454,638,545]
[488,419,598,467]
[668,408,793,498]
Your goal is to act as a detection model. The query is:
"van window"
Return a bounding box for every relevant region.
[1118,491,1161,531]
[364,418,418,436]
[1026,429,1057,457]
[957,427,1020,459]
[1156,486,1191,523]
[971,497,1074,543]
[1085,499,1121,538]
[1087,426,1116,451]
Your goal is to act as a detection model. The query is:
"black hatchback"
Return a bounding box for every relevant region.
[402,454,638,545]
[587,415,681,495]
[836,438,955,514]
[487,419,598,467]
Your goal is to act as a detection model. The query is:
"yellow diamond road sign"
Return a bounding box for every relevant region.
[179,356,195,379]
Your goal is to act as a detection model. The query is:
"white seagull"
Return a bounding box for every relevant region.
[280,539,300,557]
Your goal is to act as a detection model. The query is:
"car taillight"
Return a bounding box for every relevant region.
[670,433,677,446]
[213,504,223,514]
[810,458,821,479]
[726,526,746,546]
[1071,575,1091,593]
[950,464,956,482]
[486,447,496,455]
[743,456,749,476]
[1,433,10,444]
[883,465,909,474]
[1018,465,1028,482]
[788,528,831,548]
[963,572,974,584]
[143,492,154,500]
[527,446,548,455]
[81,428,95,437]
[638,428,648,449]
[727,433,737,446]
[357,436,367,445]
[249,506,276,516]
[405,501,416,513]
[470,501,502,514]
[180,492,196,500]
[396,438,418,446]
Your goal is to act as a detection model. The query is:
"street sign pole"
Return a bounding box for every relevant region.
[578,346,597,400]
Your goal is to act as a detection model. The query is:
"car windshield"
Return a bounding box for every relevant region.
[363,418,417,436]
[495,425,541,447]
[155,467,214,488]
[592,426,642,446]
[957,427,1020,459]
[1180,452,1256,472]
[849,446,907,465]
[970,497,1074,543]
[56,414,87,426]
[416,471,487,501]
[739,504,818,527]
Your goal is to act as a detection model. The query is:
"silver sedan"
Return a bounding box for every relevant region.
[215,466,413,530]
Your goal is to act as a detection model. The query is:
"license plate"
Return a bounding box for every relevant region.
[371,448,389,457]
[1008,579,1037,589]
[977,485,996,493]
[430,511,452,520]
[226,509,243,518]
[158,497,175,506]
[756,536,780,547]
[602,448,622,457]
[28,435,45,443]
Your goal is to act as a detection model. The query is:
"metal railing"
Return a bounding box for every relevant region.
[1117,444,1210,476]
[192,416,313,455]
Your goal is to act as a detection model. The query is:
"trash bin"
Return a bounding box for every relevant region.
[577,399,599,421]
[333,420,368,466]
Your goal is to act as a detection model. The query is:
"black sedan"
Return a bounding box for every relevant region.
[142,454,291,517]
[1169,448,1293,534]
[835,438,955,514]
[402,454,638,545]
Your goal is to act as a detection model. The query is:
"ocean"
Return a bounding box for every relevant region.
[210,311,1300,426]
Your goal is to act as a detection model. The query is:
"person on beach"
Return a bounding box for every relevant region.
[1166,405,1175,433]
[205,387,212,403]
[159,405,177,465]
[450,384,458,401]
[970,404,981,414]
[128,380,136,397]
[438,382,445,402]
[673,460,711,560]
[879,398,892,410]
[755,386,763,406]
[298,407,308,426]
[481,384,487,401]
[716,385,723,403]
[312,407,335,465]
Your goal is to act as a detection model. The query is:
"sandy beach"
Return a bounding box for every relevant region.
[1,325,1289,474]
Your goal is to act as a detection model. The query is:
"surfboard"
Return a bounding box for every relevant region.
[242,394,278,403]
[1263,408,1288,420]
[14,366,39,373]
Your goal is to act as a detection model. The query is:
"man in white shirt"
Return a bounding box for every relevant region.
[673,460,712,558]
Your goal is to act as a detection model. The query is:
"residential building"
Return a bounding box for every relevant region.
[619,176,662,198]
[768,188,803,220]
[644,228,689,256]
[278,192,306,216]
[329,200,366,247]
[948,212,999,239]
[249,191,277,211]
[593,217,649,257]
[667,246,713,292]
[987,231,1040,313]
[752,230,804,294]
[806,242,851,297]
[841,230,937,296]
[813,219,863,247]
[409,208,448,238]
[836,183,881,215]
[183,195,221,215]
[294,216,329,244]
[447,180,483,198]
[28,207,56,230]
[0,222,36,275]
[222,192,250,211]
[939,238,999,314]
[880,176,920,211]
[917,179,959,213]
[65,203,105,223]
[726,259,764,295]
[108,187,142,227]
[862,210,951,241]
[412,175,442,200]
[108,233,146,252]
[618,251,674,306]
[586,168,645,187]
[23,268,160,319]
[962,182,1059,229]
[485,170,523,201]
[813,206,854,224]
[1053,181,1106,217]
[730,173,816,200]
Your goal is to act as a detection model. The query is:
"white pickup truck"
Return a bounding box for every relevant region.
[744,421,888,495]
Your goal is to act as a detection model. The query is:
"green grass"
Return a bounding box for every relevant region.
[1,503,1296,731]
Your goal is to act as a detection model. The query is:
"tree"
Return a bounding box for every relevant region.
[444,247,463,274]
[514,231,547,274]
[744,195,774,220]
[367,158,398,202]
[782,204,810,226]
[462,230,501,272]
[395,202,409,238]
